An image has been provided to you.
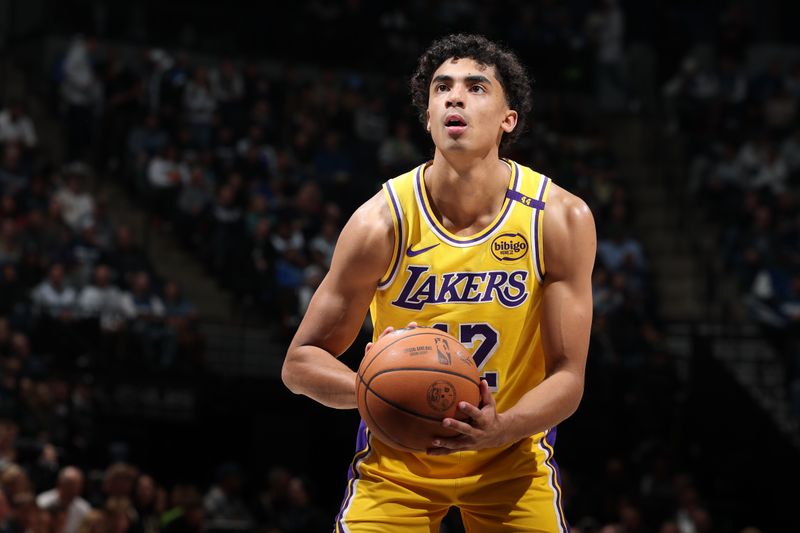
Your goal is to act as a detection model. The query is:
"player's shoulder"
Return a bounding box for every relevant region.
[347,190,394,243]
[541,182,597,280]
[545,182,595,235]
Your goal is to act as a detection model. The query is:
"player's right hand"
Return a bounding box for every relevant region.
[364,322,418,357]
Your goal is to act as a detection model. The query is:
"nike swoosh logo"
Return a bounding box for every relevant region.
[406,243,440,257]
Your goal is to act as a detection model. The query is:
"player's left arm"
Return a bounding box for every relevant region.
[429,184,596,453]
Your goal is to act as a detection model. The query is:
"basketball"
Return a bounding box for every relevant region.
[356,327,481,452]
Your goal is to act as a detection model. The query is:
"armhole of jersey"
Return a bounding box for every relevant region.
[377,180,404,290]
[531,175,552,284]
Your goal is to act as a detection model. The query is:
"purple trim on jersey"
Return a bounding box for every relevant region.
[544,426,570,533]
[532,175,549,282]
[415,162,520,245]
[335,420,371,532]
[378,181,404,289]
[505,189,546,210]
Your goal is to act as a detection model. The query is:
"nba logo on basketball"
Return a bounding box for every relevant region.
[435,338,452,365]
[491,233,529,262]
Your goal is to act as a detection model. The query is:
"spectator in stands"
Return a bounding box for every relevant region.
[102,463,137,501]
[203,463,253,532]
[0,220,22,266]
[55,164,95,233]
[132,475,160,533]
[105,226,152,289]
[36,466,91,533]
[104,496,135,533]
[0,144,28,197]
[210,59,244,128]
[585,0,628,111]
[207,184,244,280]
[0,101,37,151]
[308,218,338,270]
[163,489,204,533]
[162,280,203,372]
[31,263,77,322]
[0,265,27,320]
[59,34,100,162]
[274,476,326,533]
[127,114,169,181]
[183,67,216,149]
[77,264,129,367]
[146,145,189,221]
[99,50,143,173]
[175,165,213,248]
[8,491,38,533]
[76,509,107,533]
[120,272,174,371]
[65,222,104,288]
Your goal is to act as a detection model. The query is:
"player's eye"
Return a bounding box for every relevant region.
[435,83,449,92]
[470,85,486,93]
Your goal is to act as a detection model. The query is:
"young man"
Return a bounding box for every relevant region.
[282,34,596,532]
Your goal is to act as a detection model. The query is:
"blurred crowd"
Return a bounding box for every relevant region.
[663,35,800,415]
[0,420,329,533]
[0,0,791,531]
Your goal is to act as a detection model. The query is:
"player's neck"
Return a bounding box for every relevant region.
[423,150,511,231]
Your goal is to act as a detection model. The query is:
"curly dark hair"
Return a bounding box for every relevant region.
[410,33,533,152]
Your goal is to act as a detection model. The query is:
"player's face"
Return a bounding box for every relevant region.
[426,57,517,155]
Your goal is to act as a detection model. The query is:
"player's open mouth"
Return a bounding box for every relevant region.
[444,114,467,135]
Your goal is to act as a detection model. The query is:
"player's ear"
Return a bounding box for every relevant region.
[501,110,518,134]
[426,110,431,133]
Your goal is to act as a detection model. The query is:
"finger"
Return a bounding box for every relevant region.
[378,326,394,339]
[406,321,418,329]
[457,401,483,420]
[429,436,468,451]
[441,417,474,435]
[480,380,495,407]
[364,342,373,356]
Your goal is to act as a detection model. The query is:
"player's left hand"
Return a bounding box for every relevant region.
[426,379,509,455]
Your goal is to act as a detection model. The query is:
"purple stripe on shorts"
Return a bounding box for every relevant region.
[544,426,570,533]
[335,420,371,532]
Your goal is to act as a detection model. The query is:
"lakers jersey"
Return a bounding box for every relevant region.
[371,159,551,415]
[335,160,569,532]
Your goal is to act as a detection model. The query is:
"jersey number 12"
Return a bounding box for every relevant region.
[431,322,499,391]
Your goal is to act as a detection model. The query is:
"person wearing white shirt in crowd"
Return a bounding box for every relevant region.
[0,101,37,149]
[54,166,95,232]
[147,146,189,190]
[78,264,130,332]
[36,466,91,533]
[31,263,77,320]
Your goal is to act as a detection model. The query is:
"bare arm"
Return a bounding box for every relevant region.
[430,184,596,452]
[498,184,596,441]
[281,191,395,409]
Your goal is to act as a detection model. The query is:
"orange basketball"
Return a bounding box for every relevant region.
[356,326,481,452]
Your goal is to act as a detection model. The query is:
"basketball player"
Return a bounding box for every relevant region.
[282,33,596,532]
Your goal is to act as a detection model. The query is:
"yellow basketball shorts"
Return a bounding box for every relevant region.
[334,421,569,532]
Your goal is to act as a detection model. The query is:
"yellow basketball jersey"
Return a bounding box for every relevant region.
[335,161,569,532]
[335,161,569,533]
[371,159,551,415]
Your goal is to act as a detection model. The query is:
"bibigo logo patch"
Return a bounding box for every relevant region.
[490,233,529,262]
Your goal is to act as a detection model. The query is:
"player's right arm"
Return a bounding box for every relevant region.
[281,190,395,409]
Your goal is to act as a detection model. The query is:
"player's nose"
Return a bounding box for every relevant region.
[446,84,465,108]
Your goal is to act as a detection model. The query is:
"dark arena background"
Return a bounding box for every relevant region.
[1,0,800,532]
